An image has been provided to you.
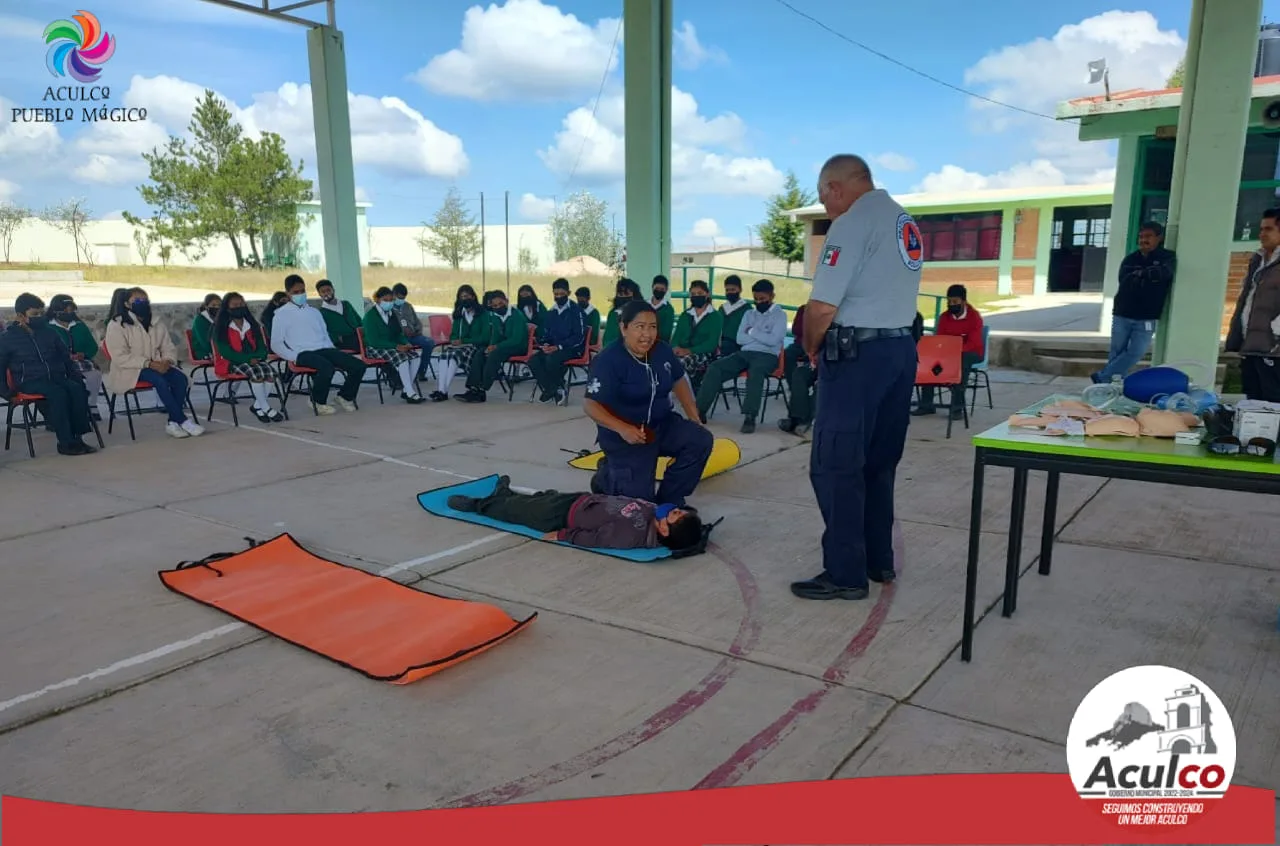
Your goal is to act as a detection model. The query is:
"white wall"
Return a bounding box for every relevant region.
[6,215,556,273]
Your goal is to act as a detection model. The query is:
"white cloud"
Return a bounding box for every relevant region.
[0,14,44,40]
[0,97,63,161]
[415,0,621,101]
[539,86,783,197]
[916,11,1183,195]
[355,186,371,202]
[0,179,18,202]
[691,217,721,239]
[872,152,916,172]
[519,192,556,221]
[675,22,727,70]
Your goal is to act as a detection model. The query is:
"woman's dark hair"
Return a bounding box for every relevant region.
[48,294,76,317]
[107,288,128,322]
[373,286,393,300]
[658,511,704,550]
[201,293,221,310]
[452,284,478,320]
[112,287,149,328]
[620,300,656,325]
[261,291,287,323]
[688,279,709,293]
[392,283,408,297]
[516,284,540,307]
[214,291,262,346]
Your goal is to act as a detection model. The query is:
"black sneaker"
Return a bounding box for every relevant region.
[447,495,480,512]
[741,416,756,434]
[789,573,869,600]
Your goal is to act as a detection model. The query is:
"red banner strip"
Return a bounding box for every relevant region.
[3,774,1274,845]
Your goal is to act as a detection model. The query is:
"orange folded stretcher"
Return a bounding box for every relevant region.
[158,534,535,684]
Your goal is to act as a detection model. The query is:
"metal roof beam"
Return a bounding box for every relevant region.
[198,0,334,28]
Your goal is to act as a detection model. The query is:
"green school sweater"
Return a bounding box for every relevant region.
[520,302,547,329]
[602,308,622,346]
[190,312,215,360]
[451,308,492,345]
[487,308,529,357]
[215,324,270,364]
[581,305,601,342]
[654,301,675,343]
[51,320,100,361]
[321,300,362,348]
[719,301,750,353]
[362,306,407,349]
[671,307,724,355]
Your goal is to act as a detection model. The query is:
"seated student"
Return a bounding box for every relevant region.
[431,284,490,402]
[448,474,704,551]
[913,284,985,421]
[270,275,367,415]
[576,286,601,341]
[392,282,434,383]
[584,300,714,507]
[457,289,528,402]
[515,284,547,329]
[104,287,206,438]
[670,279,723,393]
[714,274,750,360]
[528,277,586,405]
[46,294,103,414]
[189,293,220,360]
[212,291,285,423]
[363,286,425,404]
[0,293,97,455]
[314,278,362,351]
[695,279,787,433]
[260,290,289,337]
[601,277,643,347]
[778,303,816,437]
[650,275,675,343]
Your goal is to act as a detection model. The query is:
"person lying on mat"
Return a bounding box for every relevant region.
[448,475,703,550]
[583,300,714,507]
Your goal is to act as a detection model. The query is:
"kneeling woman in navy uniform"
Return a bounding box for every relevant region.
[583,300,714,507]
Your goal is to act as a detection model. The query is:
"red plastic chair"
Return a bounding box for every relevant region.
[712,348,789,421]
[914,334,968,439]
[5,369,104,457]
[546,327,595,402]
[100,344,198,441]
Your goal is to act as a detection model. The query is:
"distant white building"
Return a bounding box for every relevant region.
[669,245,797,278]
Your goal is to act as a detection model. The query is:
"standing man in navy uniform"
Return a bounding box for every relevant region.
[791,154,922,601]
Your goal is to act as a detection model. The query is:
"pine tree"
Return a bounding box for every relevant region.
[757,170,815,276]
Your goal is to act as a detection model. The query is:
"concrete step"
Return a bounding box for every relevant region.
[0,270,85,282]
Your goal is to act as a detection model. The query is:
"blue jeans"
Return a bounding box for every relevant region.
[406,334,435,379]
[1094,316,1156,383]
[139,367,189,424]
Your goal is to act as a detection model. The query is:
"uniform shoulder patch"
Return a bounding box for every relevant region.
[820,244,841,267]
[896,212,924,271]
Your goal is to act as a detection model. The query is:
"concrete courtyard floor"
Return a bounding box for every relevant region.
[0,365,1277,831]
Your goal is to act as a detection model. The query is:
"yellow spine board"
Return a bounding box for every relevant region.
[567,438,742,481]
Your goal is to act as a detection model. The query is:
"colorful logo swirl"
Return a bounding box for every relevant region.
[44,11,116,83]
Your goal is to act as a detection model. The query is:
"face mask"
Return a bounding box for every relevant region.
[379,300,395,313]
[27,315,47,331]
[654,503,677,520]
[207,306,219,316]
[577,299,589,309]
[394,298,406,307]
[613,296,631,309]
[754,301,771,313]
[461,299,476,311]
[131,300,152,320]
[54,310,75,323]
[554,294,568,306]
[948,304,964,316]
[491,303,506,313]
[690,295,708,308]
[229,306,250,319]
[653,289,667,300]
[291,293,307,306]
[725,292,740,303]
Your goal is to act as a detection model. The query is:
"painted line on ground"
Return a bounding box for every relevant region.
[0,535,505,718]
[439,540,764,808]
[690,522,906,790]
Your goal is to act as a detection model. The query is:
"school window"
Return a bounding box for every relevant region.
[915,211,1003,262]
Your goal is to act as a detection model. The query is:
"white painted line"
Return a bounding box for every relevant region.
[0,534,508,717]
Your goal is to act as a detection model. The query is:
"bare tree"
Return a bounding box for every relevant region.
[42,199,92,265]
[0,203,30,263]
[133,224,158,265]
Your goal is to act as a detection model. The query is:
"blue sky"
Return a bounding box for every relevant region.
[1,0,1277,251]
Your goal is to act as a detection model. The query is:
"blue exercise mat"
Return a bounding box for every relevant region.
[416,474,672,562]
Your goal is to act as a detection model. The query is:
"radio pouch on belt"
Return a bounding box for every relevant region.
[824,326,858,361]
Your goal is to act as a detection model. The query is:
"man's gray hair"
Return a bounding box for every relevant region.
[820,154,873,185]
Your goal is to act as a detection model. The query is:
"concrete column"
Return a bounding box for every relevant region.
[1032,202,1055,296]
[623,0,673,293]
[1153,0,1261,373]
[307,26,363,306]
[1098,134,1139,331]
[996,206,1016,295]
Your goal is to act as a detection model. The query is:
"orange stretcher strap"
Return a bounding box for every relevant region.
[158,534,535,684]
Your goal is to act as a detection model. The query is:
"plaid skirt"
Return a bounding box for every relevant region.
[367,346,417,367]
[442,344,479,371]
[230,360,276,381]
[681,352,716,386]
[71,357,98,373]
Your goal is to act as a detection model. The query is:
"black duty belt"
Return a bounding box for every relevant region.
[850,326,912,341]
[822,325,913,361]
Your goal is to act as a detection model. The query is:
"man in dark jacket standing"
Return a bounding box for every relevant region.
[528,277,586,405]
[0,293,97,455]
[1092,221,1176,383]
[1226,208,1280,401]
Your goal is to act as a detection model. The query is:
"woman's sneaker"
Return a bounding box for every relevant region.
[166,421,190,438]
[181,419,205,437]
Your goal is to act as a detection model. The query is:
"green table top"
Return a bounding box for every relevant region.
[972,394,1280,476]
